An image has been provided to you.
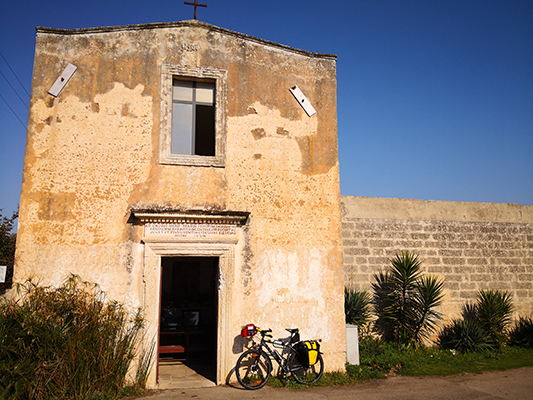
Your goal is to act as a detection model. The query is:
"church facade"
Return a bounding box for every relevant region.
[14,20,345,386]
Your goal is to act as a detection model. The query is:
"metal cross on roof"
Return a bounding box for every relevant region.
[184,0,207,20]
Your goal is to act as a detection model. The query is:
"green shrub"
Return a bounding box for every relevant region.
[437,318,492,352]
[344,287,371,328]
[0,208,18,295]
[372,251,444,347]
[0,275,152,400]
[358,336,404,374]
[509,316,533,348]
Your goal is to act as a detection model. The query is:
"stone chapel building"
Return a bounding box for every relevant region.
[14,20,345,386]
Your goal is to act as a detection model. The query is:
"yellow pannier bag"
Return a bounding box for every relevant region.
[295,340,320,367]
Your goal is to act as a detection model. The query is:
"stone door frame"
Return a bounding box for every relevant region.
[134,210,247,387]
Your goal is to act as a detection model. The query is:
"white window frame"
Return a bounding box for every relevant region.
[160,65,227,167]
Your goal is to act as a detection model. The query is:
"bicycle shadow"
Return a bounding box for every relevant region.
[225,334,251,388]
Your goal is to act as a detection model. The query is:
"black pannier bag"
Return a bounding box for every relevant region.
[295,340,320,367]
[290,331,300,343]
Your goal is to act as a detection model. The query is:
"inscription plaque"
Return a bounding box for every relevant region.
[146,223,236,238]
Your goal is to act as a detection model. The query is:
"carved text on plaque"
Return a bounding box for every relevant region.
[146,223,236,238]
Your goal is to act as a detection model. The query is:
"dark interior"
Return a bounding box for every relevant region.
[159,256,218,380]
[195,105,216,156]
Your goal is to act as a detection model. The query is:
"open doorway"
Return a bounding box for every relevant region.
[158,257,218,384]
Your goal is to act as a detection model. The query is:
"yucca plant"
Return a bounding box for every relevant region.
[508,316,533,348]
[438,318,492,352]
[475,289,513,349]
[371,271,395,342]
[372,251,444,347]
[460,302,478,322]
[437,289,514,353]
[0,275,152,400]
[344,287,372,328]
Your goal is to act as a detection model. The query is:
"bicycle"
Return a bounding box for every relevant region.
[235,324,324,390]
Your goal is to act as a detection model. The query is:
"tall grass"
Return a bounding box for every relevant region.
[0,275,152,400]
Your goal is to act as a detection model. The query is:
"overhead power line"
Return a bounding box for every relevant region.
[0,69,29,110]
[0,92,27,129]
[0,50,31,98]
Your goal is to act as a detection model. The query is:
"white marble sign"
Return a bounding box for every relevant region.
[146,223,236,238]
[0,266,6,283]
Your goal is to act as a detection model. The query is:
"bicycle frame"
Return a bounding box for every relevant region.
[251,329,299,380]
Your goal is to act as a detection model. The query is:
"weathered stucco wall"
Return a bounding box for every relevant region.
[342,196,533,320]
[15,20,344,384]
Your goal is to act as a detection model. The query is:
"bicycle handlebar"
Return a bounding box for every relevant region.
[250,326,305,341]
[256,327,272,337]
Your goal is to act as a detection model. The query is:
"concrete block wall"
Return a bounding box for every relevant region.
[341,196,533,320]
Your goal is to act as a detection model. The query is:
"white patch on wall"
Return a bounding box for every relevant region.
[255,248,328,339]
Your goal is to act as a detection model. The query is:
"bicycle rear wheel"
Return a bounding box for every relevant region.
[235,350,272,390]
[289,352,324,384]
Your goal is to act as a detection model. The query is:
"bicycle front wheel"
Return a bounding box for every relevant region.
[235,350,272,390]
[289,352,324,385]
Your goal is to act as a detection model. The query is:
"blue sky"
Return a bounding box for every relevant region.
[1,0,532,218]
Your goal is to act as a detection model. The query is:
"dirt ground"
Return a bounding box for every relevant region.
[138,366,533,399]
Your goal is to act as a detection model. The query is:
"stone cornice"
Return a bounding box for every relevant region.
[132,210,248,225]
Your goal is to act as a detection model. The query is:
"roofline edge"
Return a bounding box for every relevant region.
[35,20,337,60]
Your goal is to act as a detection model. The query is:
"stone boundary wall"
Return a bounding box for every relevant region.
[341,196,533,320]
